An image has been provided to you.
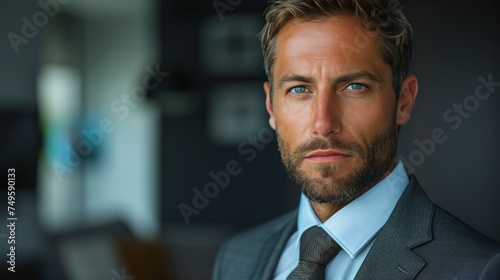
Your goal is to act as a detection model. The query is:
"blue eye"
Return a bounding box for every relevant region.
[290,86,308,94]
[346,83,366,90]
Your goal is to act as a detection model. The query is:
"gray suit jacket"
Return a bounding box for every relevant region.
[212,176,500,279]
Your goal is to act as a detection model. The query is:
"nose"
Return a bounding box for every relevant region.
[311,90,342,137]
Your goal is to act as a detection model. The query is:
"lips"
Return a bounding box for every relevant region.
[304,149,351,163]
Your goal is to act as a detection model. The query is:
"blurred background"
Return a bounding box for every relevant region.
[0,0,499,279]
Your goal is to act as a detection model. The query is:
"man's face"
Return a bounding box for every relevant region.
[264,16,415,205]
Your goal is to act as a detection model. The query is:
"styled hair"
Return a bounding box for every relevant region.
[259,0,413,96]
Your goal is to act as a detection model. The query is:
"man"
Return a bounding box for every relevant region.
[212,0,500,279]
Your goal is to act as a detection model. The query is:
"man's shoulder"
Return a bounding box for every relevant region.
[431,205,500,250]
[397,177,500,254]
[357,177,500,278]
[394,176,499,251]
[415,205,500,278]
[212,210,297,279]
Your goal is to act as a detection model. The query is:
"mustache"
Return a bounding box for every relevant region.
[293,137,364,158]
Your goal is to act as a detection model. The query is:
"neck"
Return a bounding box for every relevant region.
[310,201,347,222]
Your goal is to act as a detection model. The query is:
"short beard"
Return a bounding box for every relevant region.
[277,121,398,205]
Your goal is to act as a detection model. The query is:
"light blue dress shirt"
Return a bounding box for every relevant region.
[273,161,409,280]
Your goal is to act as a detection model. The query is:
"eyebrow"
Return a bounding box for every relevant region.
[335,71,381,85]
[278,74,315,91]
[277,71,382,90]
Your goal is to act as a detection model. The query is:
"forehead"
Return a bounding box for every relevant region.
[273,15,389,79]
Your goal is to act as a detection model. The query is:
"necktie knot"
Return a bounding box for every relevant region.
[287,226,341,280]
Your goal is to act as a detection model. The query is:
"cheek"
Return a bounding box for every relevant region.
[342,102,395,144]
[275,105,310,135]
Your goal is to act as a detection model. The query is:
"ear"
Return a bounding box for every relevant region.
[396,74,418,125]
[264,81,276,130]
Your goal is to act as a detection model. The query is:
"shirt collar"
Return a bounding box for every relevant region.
[296,161,409,258]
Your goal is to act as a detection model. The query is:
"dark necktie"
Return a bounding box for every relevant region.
[287,226,341,280]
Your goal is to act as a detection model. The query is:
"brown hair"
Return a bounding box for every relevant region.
[259,0,413,95]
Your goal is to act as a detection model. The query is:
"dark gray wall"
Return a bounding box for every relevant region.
[398,0,500,240]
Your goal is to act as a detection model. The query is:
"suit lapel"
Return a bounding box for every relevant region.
[252,211,297,280]
[355,176,434,279]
